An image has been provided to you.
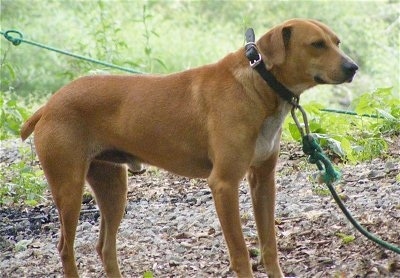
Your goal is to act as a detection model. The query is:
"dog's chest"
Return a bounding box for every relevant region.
[251,103,291,166]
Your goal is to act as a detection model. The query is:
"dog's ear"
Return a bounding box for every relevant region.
[258,25,292,70]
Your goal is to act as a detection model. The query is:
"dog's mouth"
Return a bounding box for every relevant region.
[345,74,355,83]
[314,76,327,84]
[314,62,358,84]
[314,75,354,85]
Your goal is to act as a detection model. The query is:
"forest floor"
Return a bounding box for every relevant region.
[0,138,399,278]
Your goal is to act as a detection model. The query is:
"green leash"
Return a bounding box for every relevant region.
[291,103,400,254]
[0,30,143,74]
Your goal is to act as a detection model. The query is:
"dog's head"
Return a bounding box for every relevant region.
[257,19,358,91]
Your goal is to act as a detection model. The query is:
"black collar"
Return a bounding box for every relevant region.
[245,28,299,106]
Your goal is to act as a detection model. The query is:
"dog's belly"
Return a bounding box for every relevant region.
[94,131,213,178]
[159,157,213,178]
[95,148,212,178]
[142,145,213,178]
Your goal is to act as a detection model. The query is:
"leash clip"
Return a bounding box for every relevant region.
[290,103,311,138]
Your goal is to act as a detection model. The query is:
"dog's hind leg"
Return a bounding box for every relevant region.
[86,160,128,278]
[35,137,89,277]
[247,152,283,278]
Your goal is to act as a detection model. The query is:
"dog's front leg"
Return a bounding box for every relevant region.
[208,173,253,278]
[247,152,283,278]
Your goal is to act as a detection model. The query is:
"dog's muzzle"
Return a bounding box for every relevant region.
[341,59,359,82]
[314,59,359,84]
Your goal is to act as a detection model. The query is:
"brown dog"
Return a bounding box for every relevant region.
[21,19,357,277]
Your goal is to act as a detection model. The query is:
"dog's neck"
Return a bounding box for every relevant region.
[249,60,300,105]
[245,30,300,106]
[268,65,316,96]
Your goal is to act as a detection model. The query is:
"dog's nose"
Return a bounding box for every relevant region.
[342,60,359,77]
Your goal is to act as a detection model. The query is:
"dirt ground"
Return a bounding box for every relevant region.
[1,139,399,277]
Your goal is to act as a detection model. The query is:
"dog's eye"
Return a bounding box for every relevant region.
[311,41,326,49]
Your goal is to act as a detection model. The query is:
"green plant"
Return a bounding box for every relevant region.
[311,184,331,197]
[335,232,356,244]
[0,57,46,206]
[1,57,31,139]
[354,87,400,137]
[0,90,31,140]
[143,270,154,278]
[248,248,260,258]
[0,145,47,206]
[14,238,34,251]
[284,88,399,163]
[62,0,132,77]
[135,5,167,72]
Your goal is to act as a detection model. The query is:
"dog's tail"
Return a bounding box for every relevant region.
[21,106,44,141]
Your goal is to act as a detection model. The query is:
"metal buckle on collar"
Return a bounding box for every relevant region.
[245,42,262,68]
[249,53,262,68]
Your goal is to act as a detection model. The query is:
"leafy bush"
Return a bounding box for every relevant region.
[0,63,46,206]
[354,87,400,136]
[0,90,30,140]
[285,87,400,163]
[0,145,47,206]
[1,60,31,139]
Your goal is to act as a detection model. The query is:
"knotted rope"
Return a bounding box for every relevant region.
[291,104,400,254]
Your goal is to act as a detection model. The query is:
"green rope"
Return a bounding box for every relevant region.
[319,108,382,119]
[325,180,400,254]
[300,125,400,254]
[0,30,143,74]
[302,134,341,184]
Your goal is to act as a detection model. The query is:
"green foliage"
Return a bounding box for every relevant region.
[335,232,356,245]
[284,88,400,163]
[136,5,168,72]
[14,238,33,251]
[354,87,400,136]
[0,61,46,206]
[311,184,331,197]
[0,145,47,206]
[0,59,30,139]
[143,271,154,278]
[1,90,31,140]
[248,247,260,258]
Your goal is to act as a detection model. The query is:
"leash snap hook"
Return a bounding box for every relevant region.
[291,106,305,138]
[291,103,311,138]
[290,96,300,107]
